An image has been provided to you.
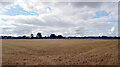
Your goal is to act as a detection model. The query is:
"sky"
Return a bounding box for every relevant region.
[0,0,119,37]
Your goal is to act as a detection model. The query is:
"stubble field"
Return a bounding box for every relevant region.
[2,39,118,65]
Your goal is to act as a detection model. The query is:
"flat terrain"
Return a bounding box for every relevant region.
[2,39,118,65]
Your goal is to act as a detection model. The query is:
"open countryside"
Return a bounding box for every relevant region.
[2,39,118,65]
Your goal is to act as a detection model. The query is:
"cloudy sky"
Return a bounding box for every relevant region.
[0,0,118,37]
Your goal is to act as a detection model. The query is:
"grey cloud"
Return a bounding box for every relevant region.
[12,25,37,35]
[0,2,13,5]
[69,2,103,8]
[12,15,75,28]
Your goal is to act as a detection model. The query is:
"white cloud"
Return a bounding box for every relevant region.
[0,1,118,36]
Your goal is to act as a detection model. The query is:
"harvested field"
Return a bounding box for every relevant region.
[2,39,118,65]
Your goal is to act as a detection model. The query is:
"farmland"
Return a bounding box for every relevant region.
[2,39,118,65]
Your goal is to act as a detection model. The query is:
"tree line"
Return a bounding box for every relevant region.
[1,32,120,39]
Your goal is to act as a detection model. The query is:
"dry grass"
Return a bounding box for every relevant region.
[2,39,118,65]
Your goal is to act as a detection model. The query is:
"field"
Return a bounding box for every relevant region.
[2,39,118,65]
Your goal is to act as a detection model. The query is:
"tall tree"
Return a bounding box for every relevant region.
[36,33,42,38]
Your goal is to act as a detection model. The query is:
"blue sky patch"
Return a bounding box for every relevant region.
[93,10,109,18]
[106,20,118,23]
[2,5,39,16]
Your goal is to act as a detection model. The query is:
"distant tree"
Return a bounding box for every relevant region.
[23,35,26,39]
[50,34,56,38]
[101,36,107,38]
[30,34,34,39]
[36,32,42,38]
[57,35,63,38]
